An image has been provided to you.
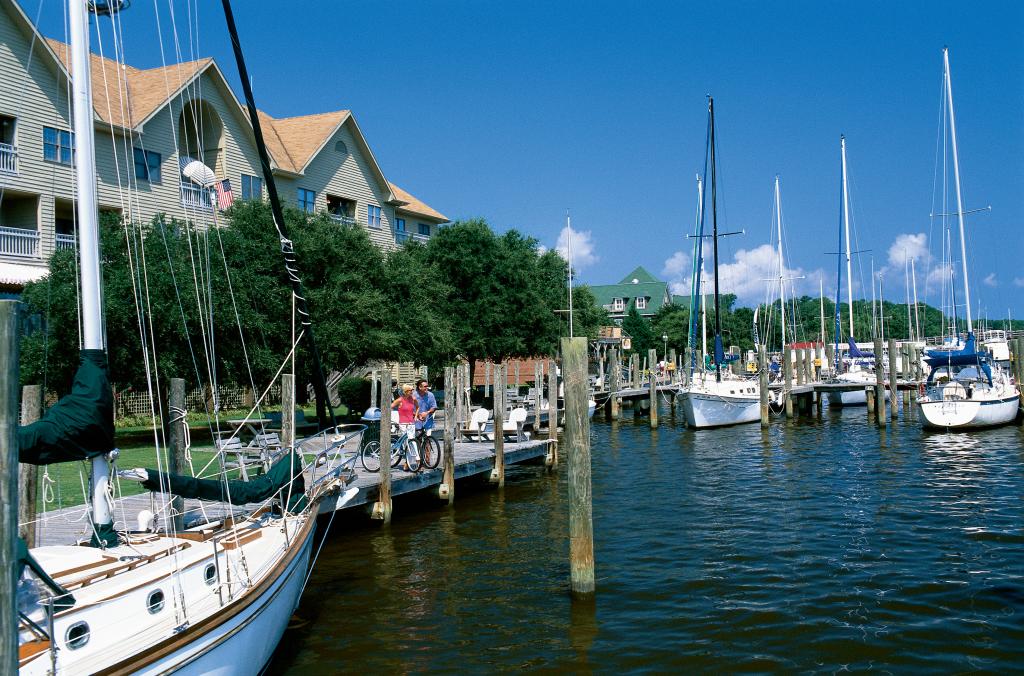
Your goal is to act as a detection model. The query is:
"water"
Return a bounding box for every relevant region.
[268,405,1024,672]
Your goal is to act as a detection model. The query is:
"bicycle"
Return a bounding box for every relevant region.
[360,427,421,473]
[415,427,441,470]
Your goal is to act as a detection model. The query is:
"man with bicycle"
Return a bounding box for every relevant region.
[414,379,437,435]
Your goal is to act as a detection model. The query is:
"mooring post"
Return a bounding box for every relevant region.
[783,345,794,418]
[874,337,887,427]
[759,344,769,428]
[440,366,456,503]
[608,348,620,420]
[485,360,491,399]
[648,348,659,428]
[373,367,393,522]
[491,363,505,486]
[18,384,41,548]
[547,359,559,468]
[370,369,378,410]
[0,301,20,674]
[887,338,899,417]
[167,378,187,532]
[632,353,641,389]
[796,349,805,387]
[824,343,834,379]
[866,386,876,413]
[281,373,295,448]
[562,336,594,597]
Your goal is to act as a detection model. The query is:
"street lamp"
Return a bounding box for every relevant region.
[662,334,668,363]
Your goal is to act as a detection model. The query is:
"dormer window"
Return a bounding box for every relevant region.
[636,297,647,310]
[612,298,625,312]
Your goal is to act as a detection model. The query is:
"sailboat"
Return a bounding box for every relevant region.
[826,136,889,407]
[15,1,359,672]
[678,97,761,428]
[917,48,1019,430]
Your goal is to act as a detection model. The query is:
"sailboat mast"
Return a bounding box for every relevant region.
[688,175,704,374]
[944,47,972,334]
[905,255,912,341]
[775,176,786,352]
[819,279,826,346]
[708,97,723,383]
[841,136,854,338]
[870,256,877,339]
[69,0,114,536]
[567,210,574,337]
[701,266,707,361]
[911,257,921,341]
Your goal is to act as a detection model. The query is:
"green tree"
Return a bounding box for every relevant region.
[621,303,655,356]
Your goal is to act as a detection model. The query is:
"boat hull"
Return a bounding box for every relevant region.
[826,388,891,407]
[918,394,1020,430]
[680,390,760,428]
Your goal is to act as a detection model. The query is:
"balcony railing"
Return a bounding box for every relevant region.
[55,233,76,251]
[180,183,215,210]
[0,225,39,257]
[329,213,357,226]
[395,231,430,245]
[0,143,17,174]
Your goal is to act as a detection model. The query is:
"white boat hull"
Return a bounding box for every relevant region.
[919,394,1020,430]
[680,390,760,428]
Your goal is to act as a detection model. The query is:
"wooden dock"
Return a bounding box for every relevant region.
[33,436,552,547]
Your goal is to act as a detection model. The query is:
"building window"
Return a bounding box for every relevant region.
[335,140,348,155]
[133,147,161,183]
[0,115,14,144]
[367,204,382,228]
[612,298,624,312]
[43,126,74,165]
[297,188,315,213]
[241,174,263,200]
[395,218,406,232]
[417,223,431,236]
[635,297,647,310]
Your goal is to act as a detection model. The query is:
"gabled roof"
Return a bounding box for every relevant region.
[266,110,349,173]
[618,266,660,285]
[389,182,448,222]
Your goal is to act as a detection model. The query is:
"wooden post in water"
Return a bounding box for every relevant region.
[607,348,620,420]
[796,349,806,387]
[167,378,188,532]
[887,338,899,417]
[632,353,641,389]
[373,367,393,522]
[825,343,834,378]
[440,366,456,503]
[782,346,794,418]
[874,337,887,427]
[18,384,41,547]
[534,361,543,432]
[562,337,594,597]
[648,348,658,428]
[866,385,876,413]
[0,300,20,673]
[759,344,769,428]
[281,373,295,448]
[547,358,559,468]
[491,363,505,486]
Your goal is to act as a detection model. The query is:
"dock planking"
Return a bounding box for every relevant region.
[33,436,552,546]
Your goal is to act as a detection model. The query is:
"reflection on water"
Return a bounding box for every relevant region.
[269,407,1024,673]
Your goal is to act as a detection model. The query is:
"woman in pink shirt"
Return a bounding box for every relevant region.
[390,384,420,469]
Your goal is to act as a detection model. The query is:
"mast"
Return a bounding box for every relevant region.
[688,175,704,375]
[708,97,723,383]
[69,0,114,541]
[911,257,920,341]
[775,176,786,353]
[701,266,707,362]
[943,47,973,334]
[841,136,854,338]
[566,210,574,337]
[879,273,886,342]
[870,256,877,339]
[819,279,826,348]
[905,255,912,341]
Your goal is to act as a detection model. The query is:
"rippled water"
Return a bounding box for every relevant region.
[268,405,1024,673]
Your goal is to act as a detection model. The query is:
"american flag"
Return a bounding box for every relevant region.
[215,179,234,210]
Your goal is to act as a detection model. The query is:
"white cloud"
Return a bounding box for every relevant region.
[555,226,598,270]
[1015,277,1024,288]
[662,251,693,295]
[983,273,998,287]
[887,232,931,269]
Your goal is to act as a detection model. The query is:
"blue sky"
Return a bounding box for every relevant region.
[29,0,1024,319]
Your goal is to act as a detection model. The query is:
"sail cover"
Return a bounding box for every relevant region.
[18,349,114,466]
[141,450,307,510]
[924,333,992,385]
[847,337,875,359]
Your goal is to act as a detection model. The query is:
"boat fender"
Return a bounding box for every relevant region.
[918,382,925,397]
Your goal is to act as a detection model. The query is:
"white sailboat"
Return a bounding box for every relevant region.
[917,48,1019,430]
[679,97,761,428]
[16,2,359,672]
[826,136,889,407]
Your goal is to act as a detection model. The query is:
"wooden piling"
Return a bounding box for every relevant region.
[281,373,295,448]
[534,361,543,432]
[562,337,594,597]
[547,359,559,468]
[0,300,20,674]
[825,343,835,378]
[796,349,806,387]
[372,367,393,522]
[759,344,769,428]
[370,368,379,410]
[440,366,456,502]
[783,346,794,418]
[607,348,620,420]
[888,338,899,417]
[167,378,187,532]
[900,345,911,408]
[17,384,41,548]
[874,337,887,427]
[866,387,876,413]
[491,363,505,486]
[648,348,658,428]
[485,360,491,399]
[632,353,641,389]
